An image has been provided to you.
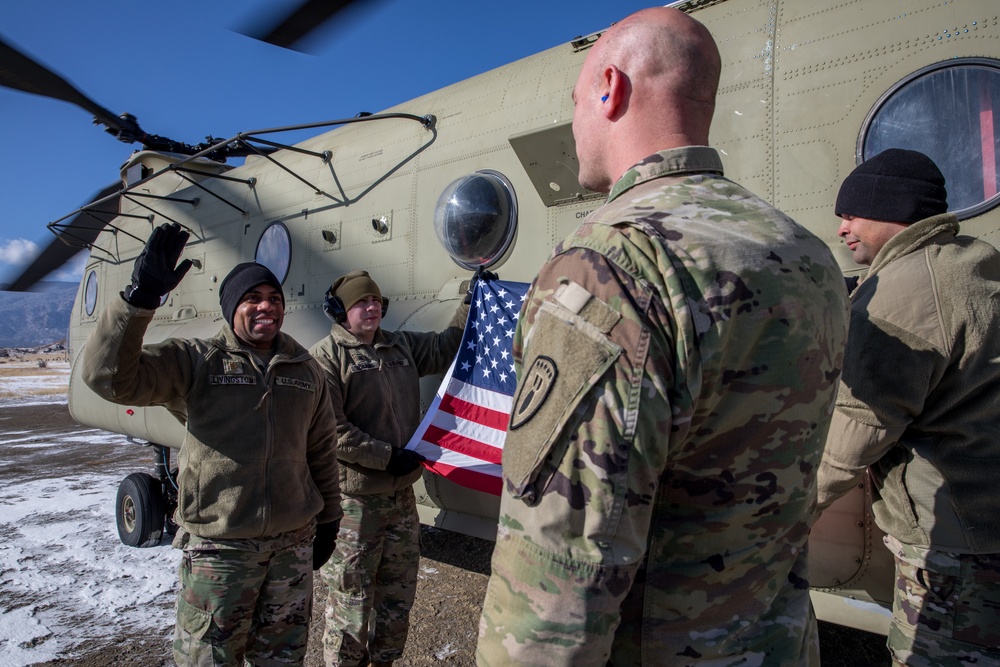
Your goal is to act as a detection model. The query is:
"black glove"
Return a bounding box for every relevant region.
[385,448,426,476]
[123,222,193,308]
[465,265,499,304]
[312,520,339,570]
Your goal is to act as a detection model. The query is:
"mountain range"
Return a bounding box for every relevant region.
[0,282,78,348]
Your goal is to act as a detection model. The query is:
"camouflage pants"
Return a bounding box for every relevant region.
[321,487,420,667]
[884,535,1000,667]
[171,531,314,667]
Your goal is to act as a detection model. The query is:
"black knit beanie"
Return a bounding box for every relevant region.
[835,148,948,224]
[219,262,284,327]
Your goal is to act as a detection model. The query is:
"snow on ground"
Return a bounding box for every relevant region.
[0,360,72,397]
[0,368,179,666]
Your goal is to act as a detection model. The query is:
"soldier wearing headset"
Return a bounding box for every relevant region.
[309,269,471,667]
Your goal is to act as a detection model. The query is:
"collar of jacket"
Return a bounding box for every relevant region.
[328,323,403,350]
[211,323,311,362]
[606,146,725,204]
[864,212,960,281]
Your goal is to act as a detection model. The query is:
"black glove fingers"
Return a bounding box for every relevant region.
[146,224,166,255]
[124,223,191,308]
[165,225,190,261]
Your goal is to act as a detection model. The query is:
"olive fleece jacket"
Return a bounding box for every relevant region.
[309,300,469,495]
[818,213,1000,553]
[82,296,343,543]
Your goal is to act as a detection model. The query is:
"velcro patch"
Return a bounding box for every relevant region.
[223,359,243,374]
[209,375,256,385]
[275,377,315,391]
[348,361,379,373]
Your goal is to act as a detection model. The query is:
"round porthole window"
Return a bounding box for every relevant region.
[434,170,518,270]
[860,59,1000,220]
[255,222,291,284]
[84,269,98,316]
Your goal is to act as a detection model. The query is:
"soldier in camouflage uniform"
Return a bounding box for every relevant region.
[817,149,1000,666]
[82,224,343,666]
[310,270,470,667]
[476,8,849,666]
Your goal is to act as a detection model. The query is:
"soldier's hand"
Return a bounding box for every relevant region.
[385,448,426,476]
[312,520,339,570]
[123,222,193,308]
[474,264,499,283]
[465,264,499,304]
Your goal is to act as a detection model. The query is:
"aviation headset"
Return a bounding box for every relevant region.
[323,269,389,324]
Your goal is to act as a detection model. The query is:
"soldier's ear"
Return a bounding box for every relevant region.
[601,65,625,118]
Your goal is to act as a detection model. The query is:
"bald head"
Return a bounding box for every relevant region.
[572,7,721,192]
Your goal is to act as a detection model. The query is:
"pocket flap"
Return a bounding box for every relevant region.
[504,296,621,500]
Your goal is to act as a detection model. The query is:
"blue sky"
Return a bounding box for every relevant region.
[0,0,657,285]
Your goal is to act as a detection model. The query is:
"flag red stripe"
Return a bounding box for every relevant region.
[423,424,503,464]
[424,460,502,495]
[440,392,509,431]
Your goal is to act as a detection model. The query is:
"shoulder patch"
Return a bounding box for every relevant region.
[509,356,558,430]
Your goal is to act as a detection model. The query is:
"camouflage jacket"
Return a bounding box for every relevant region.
[818,213,1000,553]
[309,300,468,496]
[477,147,849,666]
[82,296,343,544]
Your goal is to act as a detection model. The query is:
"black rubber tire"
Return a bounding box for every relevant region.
[116,472,165,548]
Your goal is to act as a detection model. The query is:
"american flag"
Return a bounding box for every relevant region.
[405,277,530,495]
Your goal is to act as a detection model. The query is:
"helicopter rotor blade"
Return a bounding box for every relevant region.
[0,36,140,139]
[242,0,378,50]
[5,183,121,292]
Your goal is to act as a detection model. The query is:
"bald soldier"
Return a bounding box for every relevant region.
[477,7,849,666]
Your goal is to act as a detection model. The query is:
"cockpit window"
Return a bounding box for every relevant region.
[255,222,291,284]
[860,58,1000,220]
[434,170,518,270]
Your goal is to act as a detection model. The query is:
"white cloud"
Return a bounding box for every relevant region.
[48,249,88,282]
[0,240,86,284]
[0,239,39,268]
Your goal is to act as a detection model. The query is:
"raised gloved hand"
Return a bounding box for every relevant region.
[123,222,193,309]
[385,448,426,476]
[465,264,499,304]
[312,520,340,570]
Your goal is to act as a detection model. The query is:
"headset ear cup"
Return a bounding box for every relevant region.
[322,290,347,323]
[381,297,389,318]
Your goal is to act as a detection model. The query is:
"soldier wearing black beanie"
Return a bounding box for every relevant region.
[219,262,284,328]
[822,146,1000,667]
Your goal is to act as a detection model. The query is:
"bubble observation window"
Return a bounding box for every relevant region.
[434,170,518,270]
[255,222,291,284]
[84,269,98,316]
[860,58,1000,220]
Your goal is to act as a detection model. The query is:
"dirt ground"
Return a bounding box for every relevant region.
[2,360,889,666]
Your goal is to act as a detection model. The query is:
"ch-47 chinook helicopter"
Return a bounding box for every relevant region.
[4,0,1000,639]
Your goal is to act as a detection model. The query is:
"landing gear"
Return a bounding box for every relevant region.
[115,442,179,547]
[116,472,164,547]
